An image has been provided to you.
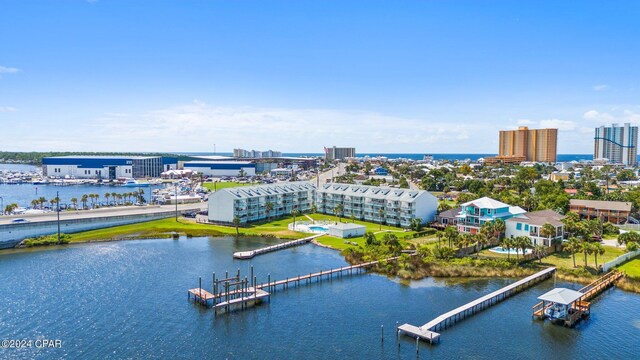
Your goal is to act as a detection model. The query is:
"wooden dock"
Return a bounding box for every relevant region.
[399,267,556,344]
[532,270,624,327]
[189,256,400,313]
[232,234,322,259]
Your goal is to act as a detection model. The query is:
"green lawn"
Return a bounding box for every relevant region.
[305,213,417,250]
[67,216,308,243]
[201,181,252,191]
[618,257,640,279]
[478,245,626,270]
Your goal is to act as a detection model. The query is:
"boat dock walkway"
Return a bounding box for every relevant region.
[189,256,400,313]
[233,234,322,259]
[399,267,556,344]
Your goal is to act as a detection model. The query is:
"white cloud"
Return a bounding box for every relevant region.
[592,84,609,91]
[514,118,576,131]
[0,66,20,74]
[0,106,17,112]
[583,110,614,122]
[2,102,497,153]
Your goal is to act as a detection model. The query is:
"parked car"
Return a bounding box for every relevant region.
[11,218,30,223]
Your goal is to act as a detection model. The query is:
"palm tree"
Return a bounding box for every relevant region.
[70,197,78,210]
[291,208,300,229]
[232,216,241,235]
[444,226,459,249]
[479,222,495,248]
[38,196,46,209]
[564,237,581,268]
[475,232,489,252]
[81,194,88,209]
[540,223,557,248]
[50,196,59,210]
[592,242,605,269]
[336,203,344,222]
[30,199,39,209]
[581,240,593,267]
[310,204,317,214]
[265,202,274,222]
[111,192,117,205]
[378,208,384,230]
[493,219,506,244]
[4,203,18,215]
[435,230,444,247]
[104,192,110,205]
[532,244,547,263]
[561,212,580,238]
[515,236,531,262]
[501,237,514,261]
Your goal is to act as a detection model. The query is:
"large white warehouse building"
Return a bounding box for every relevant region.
[183,161,256,177]
[42,156,174,179]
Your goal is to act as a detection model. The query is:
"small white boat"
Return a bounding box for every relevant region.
[544,304,567,320]
[121,178,150,187]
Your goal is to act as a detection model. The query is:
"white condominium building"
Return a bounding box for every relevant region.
[315,183,438,227]
[208,182,315,224]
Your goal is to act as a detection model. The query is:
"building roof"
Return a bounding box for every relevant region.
[317,183,431,203]
[507,209,564,227]
[537,288,584,305]
[438,207,461,218]
[329,223,366,230]
[461,196,511,210]
[44,155,159,160]
[569,199,632,212]
[221,181,315,199]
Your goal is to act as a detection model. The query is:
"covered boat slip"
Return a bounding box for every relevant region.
[532,270,624,327]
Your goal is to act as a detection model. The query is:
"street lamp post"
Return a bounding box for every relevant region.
[56,191,61,244]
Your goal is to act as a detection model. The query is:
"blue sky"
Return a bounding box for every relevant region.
[1,0,640,153]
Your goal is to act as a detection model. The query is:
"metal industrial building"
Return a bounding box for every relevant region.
[42,156,175,179]
[182,161,257,177]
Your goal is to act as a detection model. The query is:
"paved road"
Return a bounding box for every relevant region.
[309,163,346,186]
[0,202,207,225]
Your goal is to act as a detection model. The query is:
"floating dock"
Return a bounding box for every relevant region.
[399,267,556,344]
[232,234,322,259]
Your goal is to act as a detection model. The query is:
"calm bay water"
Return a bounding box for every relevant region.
[0,237,638,359]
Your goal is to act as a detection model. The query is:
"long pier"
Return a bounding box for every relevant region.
[399,267,556,344]
[232,234,322,259]
[188,256,400,312]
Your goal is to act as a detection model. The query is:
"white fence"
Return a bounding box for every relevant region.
[602,249,640,272]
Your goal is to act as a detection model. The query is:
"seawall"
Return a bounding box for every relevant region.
[0,211,176,249]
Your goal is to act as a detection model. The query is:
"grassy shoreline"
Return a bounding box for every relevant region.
[16,215,640,294]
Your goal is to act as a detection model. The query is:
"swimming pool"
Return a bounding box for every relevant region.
[308,225,329,232]
[489,246,532,255]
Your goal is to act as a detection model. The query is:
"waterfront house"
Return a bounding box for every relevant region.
[505,210,564,246]
[433,207,461,229]
[456,197,526,234]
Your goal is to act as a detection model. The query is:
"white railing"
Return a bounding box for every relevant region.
[602,249,640,272]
